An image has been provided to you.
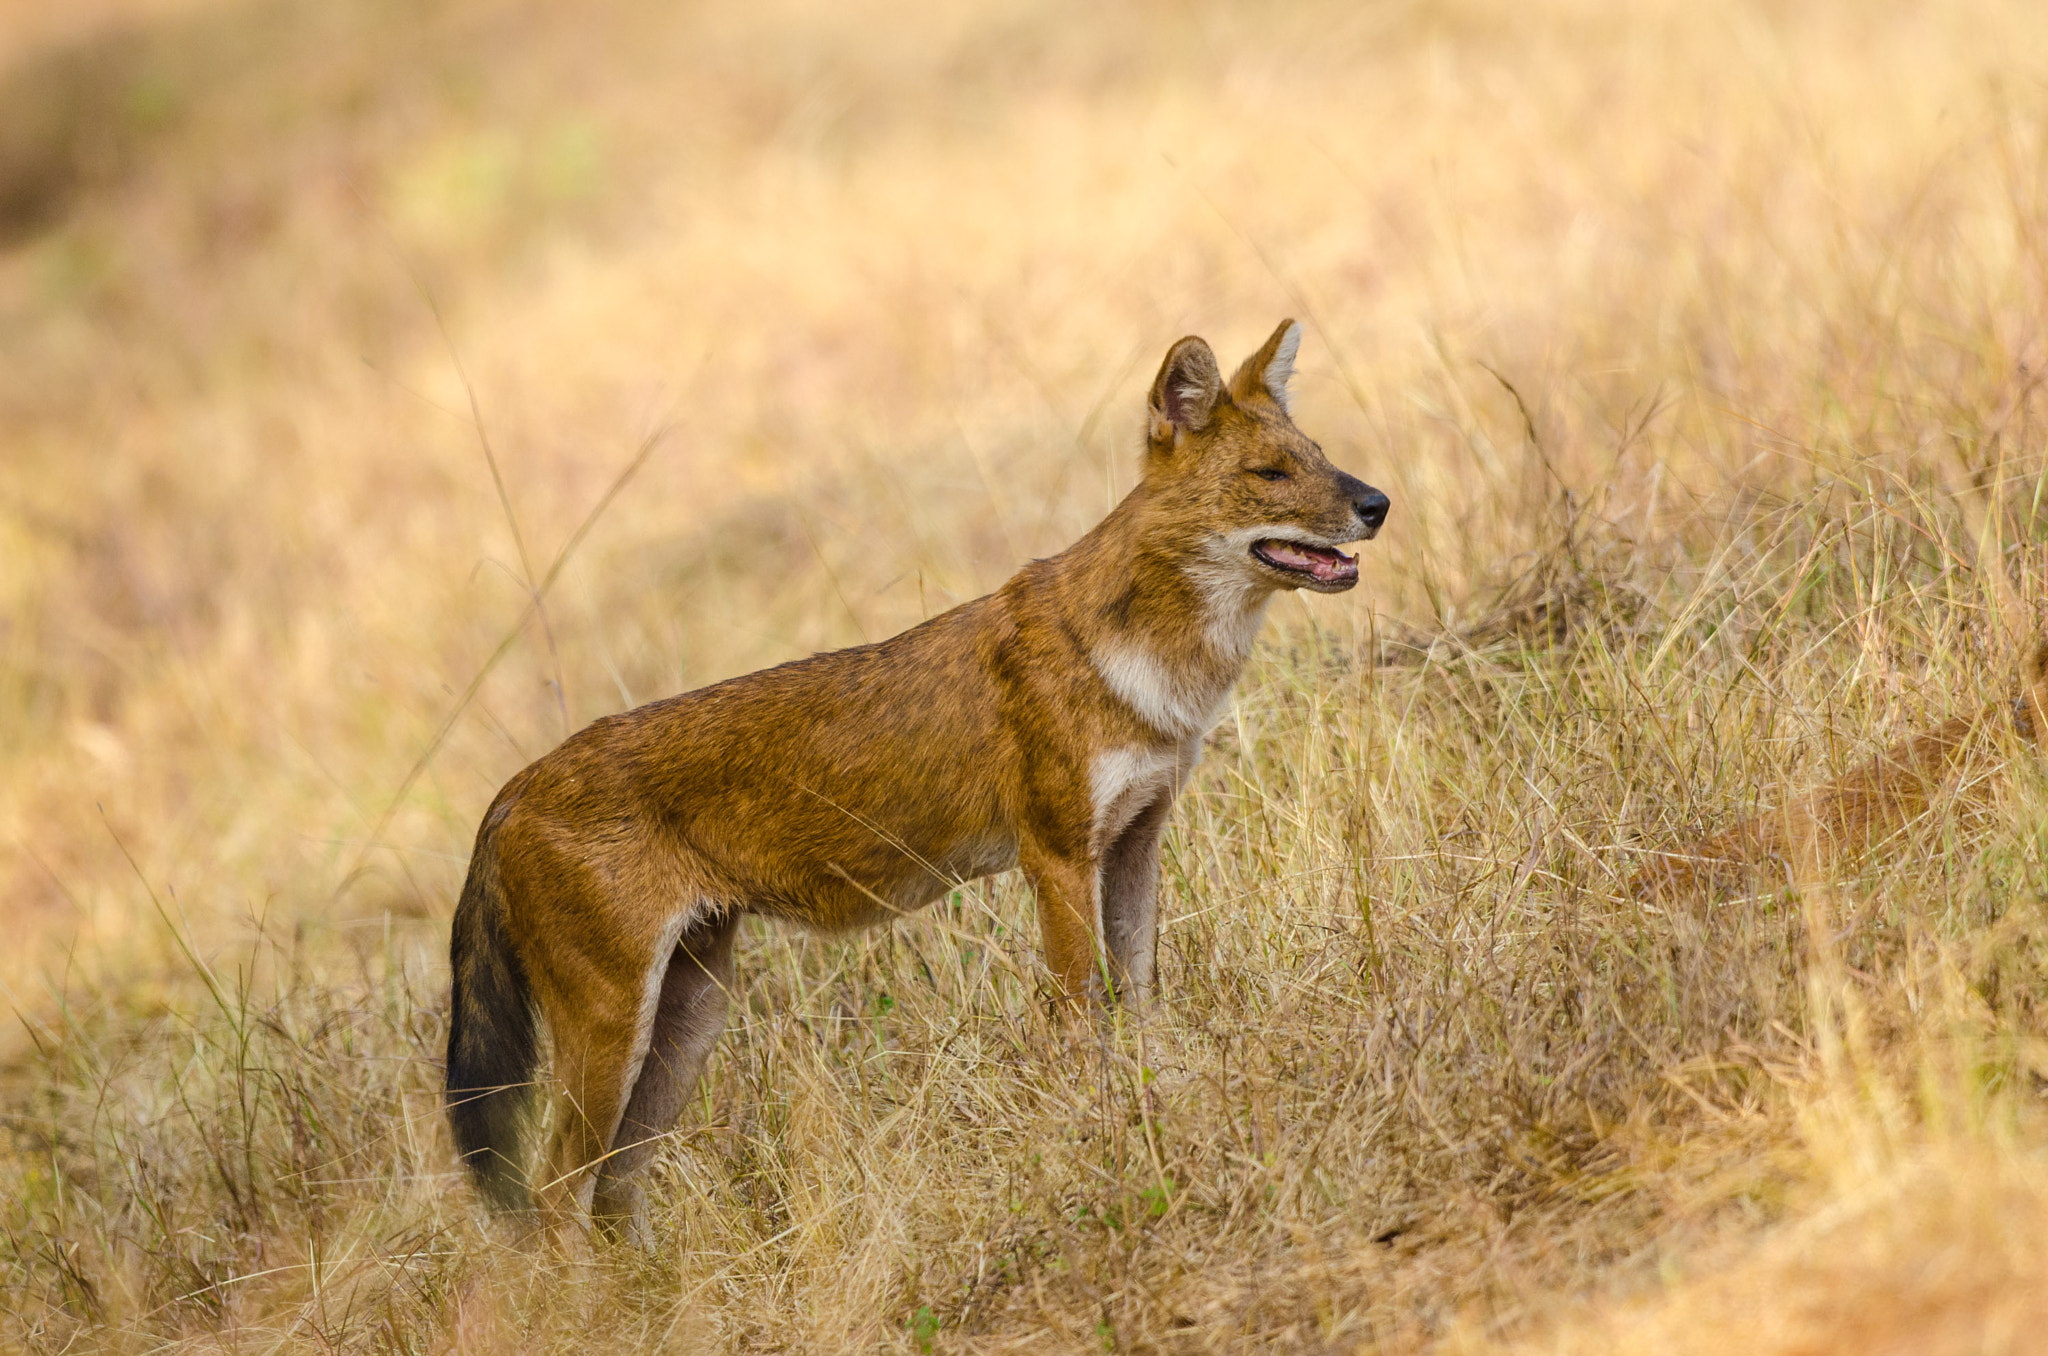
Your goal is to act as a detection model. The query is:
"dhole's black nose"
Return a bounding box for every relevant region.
[1355,486,1390,534]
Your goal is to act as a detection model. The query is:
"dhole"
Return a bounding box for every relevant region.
[444,321,1390,1238]
[1632,642,2048,899]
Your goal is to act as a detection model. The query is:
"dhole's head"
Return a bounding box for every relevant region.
[1140,320,1389,595]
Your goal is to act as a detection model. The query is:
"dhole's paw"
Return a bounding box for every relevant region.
[592,1186,656,1252]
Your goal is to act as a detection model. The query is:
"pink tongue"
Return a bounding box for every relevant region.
[1263,541,1354,581]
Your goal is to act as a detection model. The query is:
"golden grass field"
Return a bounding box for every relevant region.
[6,0,2048,1349]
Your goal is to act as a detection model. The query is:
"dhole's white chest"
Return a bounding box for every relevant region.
[1088,741,1197,855]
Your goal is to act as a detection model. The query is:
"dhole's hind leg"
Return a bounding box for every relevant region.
[529,907,695,1239]
[535,1007,643,1235]
[592,909,739,1243]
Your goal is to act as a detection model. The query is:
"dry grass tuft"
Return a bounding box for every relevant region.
[7,0,2048,1350]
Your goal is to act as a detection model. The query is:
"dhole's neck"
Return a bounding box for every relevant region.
[1030,483,1275,741]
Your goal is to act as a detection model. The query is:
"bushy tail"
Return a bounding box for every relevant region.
[445,804,540,1213]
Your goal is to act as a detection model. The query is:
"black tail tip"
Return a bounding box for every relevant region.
[446,1080,537,1214]
[459,1147,534,1215]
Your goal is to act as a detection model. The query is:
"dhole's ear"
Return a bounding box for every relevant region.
[1147,336,1225,443]
[1228,318,1303,416]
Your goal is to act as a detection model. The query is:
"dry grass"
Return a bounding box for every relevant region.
[6,0,2048,1350]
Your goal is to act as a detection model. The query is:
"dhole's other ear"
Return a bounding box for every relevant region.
[1147,336,1224,443]
[1228,318,1303,415]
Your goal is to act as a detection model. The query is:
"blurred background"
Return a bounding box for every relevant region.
[8,0,2037,995]
[6,1,2048,1348]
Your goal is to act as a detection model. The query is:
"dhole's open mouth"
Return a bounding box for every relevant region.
[1251,539,1359,590]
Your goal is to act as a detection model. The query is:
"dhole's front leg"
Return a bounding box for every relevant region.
[1023,794,1172,1007]
[1099,793,1171,1004]
[1020,839,1106,1004]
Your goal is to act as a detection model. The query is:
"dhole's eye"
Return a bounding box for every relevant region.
[1251,467,1289,482]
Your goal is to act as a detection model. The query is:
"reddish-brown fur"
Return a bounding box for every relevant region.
[444,321,1389,1239]
[1631,643,2048,900]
